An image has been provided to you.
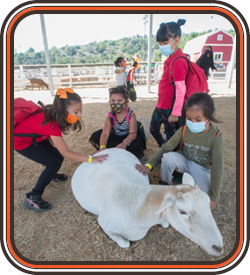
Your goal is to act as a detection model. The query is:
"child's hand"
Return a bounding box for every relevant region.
[168,114,179,123]
[116,141,128,150]
[92,154,108,163]
[135,164,150,176]
[98,147,106,152]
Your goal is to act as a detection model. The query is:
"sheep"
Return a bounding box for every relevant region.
[28,78,49,90]
[71,148,223,256]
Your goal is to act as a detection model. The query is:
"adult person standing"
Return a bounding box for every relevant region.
[196,46,217,79]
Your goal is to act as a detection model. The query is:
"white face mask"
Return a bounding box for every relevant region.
[186,119,209,133]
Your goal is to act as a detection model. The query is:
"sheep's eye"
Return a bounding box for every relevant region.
[178,209,187,215]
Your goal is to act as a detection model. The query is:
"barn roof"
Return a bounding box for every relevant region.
[183,30,231,55]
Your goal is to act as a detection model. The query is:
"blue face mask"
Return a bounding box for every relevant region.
[186,119,209,133]
[159,39,176,56]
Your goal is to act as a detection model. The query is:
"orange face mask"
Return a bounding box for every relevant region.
[66,113,80,124]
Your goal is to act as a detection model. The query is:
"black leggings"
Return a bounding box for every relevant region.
[150,107,178,147]
[15,140,64,196]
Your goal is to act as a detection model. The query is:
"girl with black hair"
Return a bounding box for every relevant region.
[136,93,224,211]
[114,57,127,86]
[89,86,146,158]
[14,88,108,212]
[150,19,188,147]
[196,46,217,79]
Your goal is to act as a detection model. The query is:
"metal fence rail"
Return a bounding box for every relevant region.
[14,61,235,90]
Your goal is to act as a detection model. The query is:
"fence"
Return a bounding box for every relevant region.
[14,61,235,90]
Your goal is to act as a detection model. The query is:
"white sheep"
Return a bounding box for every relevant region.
[71,148,223,256]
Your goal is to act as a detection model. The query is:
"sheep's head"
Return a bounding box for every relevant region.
[157,173,223,256]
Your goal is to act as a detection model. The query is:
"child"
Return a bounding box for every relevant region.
[127,60,138,101]
[114,57,127,87]
[89,86,146,159]
[14,88,108,212]
[136,93,224,211]
[150,19,188,147]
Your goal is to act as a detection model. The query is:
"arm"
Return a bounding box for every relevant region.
[169,59,188,123]
[99,116,112,151]
[50,135,108,163]
[114,68,125,74]
[135,127,183,175]
[169,80,186,121]
[116,112,137,149]
[208,133,225,209]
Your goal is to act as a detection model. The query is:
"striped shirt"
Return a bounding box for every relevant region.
[108,109,132,136]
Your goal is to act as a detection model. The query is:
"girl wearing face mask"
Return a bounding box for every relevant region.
[14,88,108,212]
[196,46,217,79]
[89,86,146,158]
[150,19,188,148]
[136,93,224,211]
[114,57,127,87]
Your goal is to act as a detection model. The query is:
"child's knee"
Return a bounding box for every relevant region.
[161,152,178,165]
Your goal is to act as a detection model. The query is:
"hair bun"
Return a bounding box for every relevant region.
[177,19,186,27]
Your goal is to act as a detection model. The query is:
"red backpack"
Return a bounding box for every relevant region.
[170,52,209,107]
[14,98,44,147]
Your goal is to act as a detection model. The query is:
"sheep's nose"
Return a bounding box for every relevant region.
[212,245,223,254]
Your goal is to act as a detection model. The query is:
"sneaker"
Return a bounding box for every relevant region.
[23,195,52,212]
[52,173,68,182]
[158,180,171,186]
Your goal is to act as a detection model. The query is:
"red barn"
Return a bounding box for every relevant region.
[183,30,234,67]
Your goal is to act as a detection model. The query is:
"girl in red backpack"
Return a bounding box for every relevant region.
[150,19,188,147]
[14,88,108,212]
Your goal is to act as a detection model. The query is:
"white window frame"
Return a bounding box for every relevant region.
[217,34,223,41]
[214,52,223,62]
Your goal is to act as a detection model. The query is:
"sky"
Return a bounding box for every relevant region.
[13,13,235,53]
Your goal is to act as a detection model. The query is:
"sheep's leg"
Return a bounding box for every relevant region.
[98,216,130,248]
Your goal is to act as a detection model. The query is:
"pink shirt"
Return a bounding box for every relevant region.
[157,49,188,113]
[14,112,62,150]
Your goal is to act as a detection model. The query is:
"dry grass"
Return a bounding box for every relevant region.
[14,96,236,262]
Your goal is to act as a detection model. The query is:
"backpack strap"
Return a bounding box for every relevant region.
[215,130,220,138]
[179,125,187,150]
[14,133,43,148]
[108,112,116,128]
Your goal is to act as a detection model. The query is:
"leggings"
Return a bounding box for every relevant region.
[150,107,178,147]
[15,140,64,196]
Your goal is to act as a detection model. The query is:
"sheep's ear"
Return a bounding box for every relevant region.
[156,193,175,215]
[182,172,195,187]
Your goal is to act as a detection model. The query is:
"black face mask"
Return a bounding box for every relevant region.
[205,49,211,55]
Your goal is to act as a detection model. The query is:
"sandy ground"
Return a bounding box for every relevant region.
[13,84,236,262]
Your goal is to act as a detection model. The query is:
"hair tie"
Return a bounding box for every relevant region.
[56,88,74,99]
[177,19,186,27]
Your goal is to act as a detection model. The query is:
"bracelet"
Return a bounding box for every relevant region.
[124,139,130,146]
[120,70,122,72]
[145,163,153,171]
[88,155,93,163]
[100,145,106,149]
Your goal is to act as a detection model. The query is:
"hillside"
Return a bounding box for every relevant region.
[14,29,235,65]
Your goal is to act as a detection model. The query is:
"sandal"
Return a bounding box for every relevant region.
[52,173,68,182]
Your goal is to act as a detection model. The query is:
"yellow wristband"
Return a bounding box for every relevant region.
[88,155,93,163]
[100,145,106,149]
[145,163,153,171]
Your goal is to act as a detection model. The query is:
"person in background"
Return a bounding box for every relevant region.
[196,46,217,79]
[134,54,141,83]
[114,57,127,87]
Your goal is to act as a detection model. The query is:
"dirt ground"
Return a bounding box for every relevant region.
[14,96,236,263]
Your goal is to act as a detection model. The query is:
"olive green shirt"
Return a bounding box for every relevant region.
[147,124,224,203]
